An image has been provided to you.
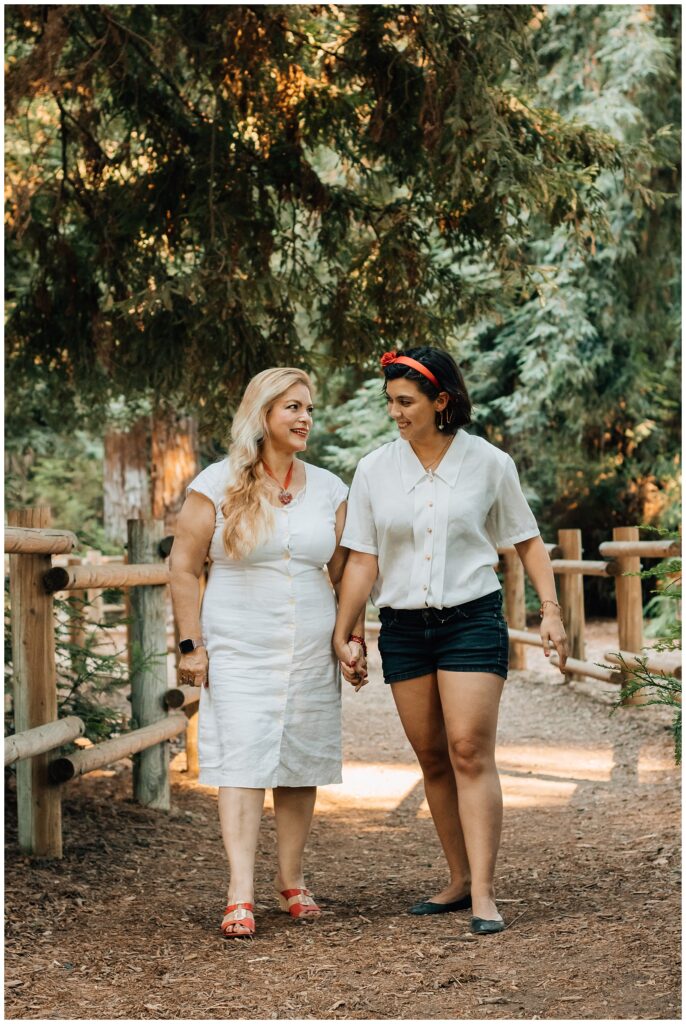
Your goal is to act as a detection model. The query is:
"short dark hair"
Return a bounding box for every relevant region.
[381,346,472,434]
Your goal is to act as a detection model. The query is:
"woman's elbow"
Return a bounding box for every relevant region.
[514,535,547,561]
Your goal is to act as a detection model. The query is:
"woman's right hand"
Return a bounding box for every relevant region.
[178,647,209,689]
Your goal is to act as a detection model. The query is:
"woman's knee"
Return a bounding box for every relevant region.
[449,736,492,778]
[413,741,452,780]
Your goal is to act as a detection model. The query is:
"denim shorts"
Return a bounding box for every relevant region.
[377,590,509,684]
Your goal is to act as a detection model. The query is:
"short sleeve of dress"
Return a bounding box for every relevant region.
[485,455,540,548]
[340,463,378,556]
[330,473,349,511]
[186,460,229,511]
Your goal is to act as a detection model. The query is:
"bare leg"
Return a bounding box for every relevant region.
[273,785,318,909]
[218,786,265,931]
[391,673,471,902]
[437,671,505,922]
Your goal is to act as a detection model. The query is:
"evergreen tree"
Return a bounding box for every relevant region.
[460,5,681,536]
[312,5,681,550]
[6,4,624,439]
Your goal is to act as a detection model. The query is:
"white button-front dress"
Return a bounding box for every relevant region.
[187,459,348,789]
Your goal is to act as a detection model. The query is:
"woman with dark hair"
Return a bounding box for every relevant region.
[333,346,567,935]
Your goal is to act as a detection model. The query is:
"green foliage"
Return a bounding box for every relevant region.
[4,595,131,747]
[305,377,396,481]
[5,4,624,441]
[5,429,112,551]
[4,6,680,555]
[456,5,681,540]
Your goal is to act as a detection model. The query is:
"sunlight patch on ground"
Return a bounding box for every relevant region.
[316,759,579,814]
[315,762,422,812]
[637,742,678,782]
[495,743,615,781]
[499,772,578,808]
[415,772,578,816]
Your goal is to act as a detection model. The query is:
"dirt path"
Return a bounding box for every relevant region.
[4,623,681,1020]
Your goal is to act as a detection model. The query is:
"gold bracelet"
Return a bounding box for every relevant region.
[539,600,563,619]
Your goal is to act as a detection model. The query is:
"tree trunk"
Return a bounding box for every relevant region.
[103,419,151,546]
[151,412,200,534]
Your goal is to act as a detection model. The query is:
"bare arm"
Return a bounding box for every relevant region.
[333,550,379,687]
[169,491,215,687]
[327,502,366,682]
[514,535,568,673]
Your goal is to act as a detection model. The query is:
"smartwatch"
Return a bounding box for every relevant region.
[178,638,205,655]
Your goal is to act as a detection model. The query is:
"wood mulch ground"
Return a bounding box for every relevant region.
[4,621,681,1021]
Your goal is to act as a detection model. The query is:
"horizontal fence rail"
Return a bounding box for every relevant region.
[604,649,682,680]
[163,685,201,711]
[5,526,78,555]
[5,716,85,767]
[549,559,620,577]
[599,539,680,559]
[550,654,623,684]
[43,562,171,593]
[49,714,187,784]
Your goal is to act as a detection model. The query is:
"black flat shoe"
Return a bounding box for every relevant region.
[470,916,505,934]
[408,893,471,915]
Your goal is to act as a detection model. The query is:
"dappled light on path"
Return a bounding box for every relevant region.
[495,743,615,782]
[316,762,422,812]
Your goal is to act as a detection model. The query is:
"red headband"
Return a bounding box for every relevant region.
[380,350,441,390]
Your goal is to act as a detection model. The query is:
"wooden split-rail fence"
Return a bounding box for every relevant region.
[4,508,681,859]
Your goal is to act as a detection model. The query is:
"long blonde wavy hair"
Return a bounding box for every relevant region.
[221,367,314,559]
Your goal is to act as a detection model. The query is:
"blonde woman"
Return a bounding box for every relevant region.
[170,368,366,938]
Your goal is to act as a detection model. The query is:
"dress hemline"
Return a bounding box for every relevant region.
[198,770,343,789]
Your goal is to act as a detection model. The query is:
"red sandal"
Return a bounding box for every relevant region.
[277,887,321,920]
[220,901,255,938]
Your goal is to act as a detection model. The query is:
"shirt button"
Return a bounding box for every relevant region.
[423,585,428,591]
[428,502,433,508]
[425,555,431,560]
[427,528,433,534]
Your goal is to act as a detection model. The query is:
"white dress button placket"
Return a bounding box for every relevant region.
[280,511,294,774]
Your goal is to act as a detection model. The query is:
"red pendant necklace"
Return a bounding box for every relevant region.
[262,460,295,505]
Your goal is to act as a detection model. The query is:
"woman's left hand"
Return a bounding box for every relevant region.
[541,612,568,674]
[339,640,369,691]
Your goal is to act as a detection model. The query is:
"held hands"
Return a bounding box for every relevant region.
[178,647,209,689]
[334,637,369,691]
[541,611,568,675]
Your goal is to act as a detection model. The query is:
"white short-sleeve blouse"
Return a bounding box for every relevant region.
[341,432,540,610]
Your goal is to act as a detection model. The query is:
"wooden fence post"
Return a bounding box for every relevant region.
[185,709,200,776]
[127,519,171,809]
[7,508,62,858]
[558,529,586,679]
[502,548,526,670]
[84,548,104,628]
[612,526,644,706]
[67,555,87,667]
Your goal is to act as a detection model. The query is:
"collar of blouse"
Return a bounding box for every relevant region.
[399,430,470,492]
